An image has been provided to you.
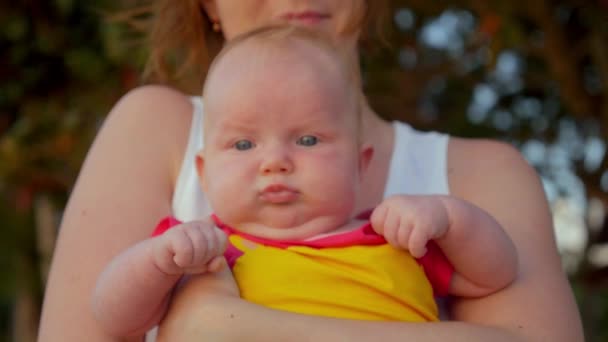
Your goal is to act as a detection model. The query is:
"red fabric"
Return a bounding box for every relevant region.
[151,216,182,237]
[222,241,244,268]
[151,215,454,296]
[354,209,453,297]
[211,214,386,249]
[417,241,453,297]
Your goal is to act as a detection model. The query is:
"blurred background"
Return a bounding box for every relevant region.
[1,0,607,341]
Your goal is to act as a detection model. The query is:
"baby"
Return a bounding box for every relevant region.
[93,26,518,337]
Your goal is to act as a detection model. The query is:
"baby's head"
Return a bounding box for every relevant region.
[203,25,363,140]
[197,25,373,240]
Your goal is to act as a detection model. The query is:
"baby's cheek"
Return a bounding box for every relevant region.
[206,175,244,211]
[314,172,358,207]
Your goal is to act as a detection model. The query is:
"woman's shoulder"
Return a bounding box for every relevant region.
[102,84,197,175]
[447,136,542,199]
[110,84,195,121]
[448,137,529,171]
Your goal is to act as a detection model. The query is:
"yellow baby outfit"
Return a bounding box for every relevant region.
[152,215,453,322]
[216,216,453,322]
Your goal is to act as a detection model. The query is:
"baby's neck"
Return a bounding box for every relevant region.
[303,219,365,241]
[234,216,365,242]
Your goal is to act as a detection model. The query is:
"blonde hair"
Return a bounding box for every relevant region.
[133,0,388,93]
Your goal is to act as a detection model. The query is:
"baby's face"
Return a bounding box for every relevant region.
[198,41,368,240]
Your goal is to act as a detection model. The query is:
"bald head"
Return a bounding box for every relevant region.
[202,25,362,141]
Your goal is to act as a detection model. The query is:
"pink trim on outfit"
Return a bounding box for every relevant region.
[151,214,454,297]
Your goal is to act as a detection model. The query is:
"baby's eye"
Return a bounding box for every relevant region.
[234,139,254,151]
[297,135,318,146]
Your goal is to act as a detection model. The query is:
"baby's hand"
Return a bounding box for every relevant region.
[153,220,227,276]
[370,195,450,258]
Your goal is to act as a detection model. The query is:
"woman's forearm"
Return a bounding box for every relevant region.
[158,293,520,342]
[157,273,523,342]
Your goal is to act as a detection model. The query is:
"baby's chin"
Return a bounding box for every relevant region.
[237,214,350,241]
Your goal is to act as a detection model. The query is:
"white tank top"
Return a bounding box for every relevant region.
[171,97,450,220]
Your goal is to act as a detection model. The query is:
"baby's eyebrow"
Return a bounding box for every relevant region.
[216,120,258,133]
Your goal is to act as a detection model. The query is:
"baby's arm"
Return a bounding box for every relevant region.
[371,195,517,297]
[92,220,227,337]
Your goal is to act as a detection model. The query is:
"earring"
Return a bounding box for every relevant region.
[212,20,221,32]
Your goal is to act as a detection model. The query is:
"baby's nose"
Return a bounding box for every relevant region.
[260,148,293,174]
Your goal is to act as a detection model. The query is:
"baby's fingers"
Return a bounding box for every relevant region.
[370,204,388,235]
[395,218,413,250]
[211,227,228,255]
[181,256,226,274]
[187,224,228,266]
[170,227,198,268]
[206,256,227,273]
[408,226,430,258]
[154,237,185,275]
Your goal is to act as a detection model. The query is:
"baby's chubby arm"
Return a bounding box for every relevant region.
[371,195,518,297]
[91,220,227,337]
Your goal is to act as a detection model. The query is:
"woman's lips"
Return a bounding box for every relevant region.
[281,11,330,25]
[259,184,299,204]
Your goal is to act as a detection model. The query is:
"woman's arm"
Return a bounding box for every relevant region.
[38,85,194,341]
[446,138,583,342]
[159,275,519,342]
[157,138,583,342]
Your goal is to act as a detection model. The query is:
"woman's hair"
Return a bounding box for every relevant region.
[137,0,388,93]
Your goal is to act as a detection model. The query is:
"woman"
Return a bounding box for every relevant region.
[38,1,583,341]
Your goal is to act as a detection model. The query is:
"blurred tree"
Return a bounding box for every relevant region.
[0,1,143,341]
[0,0,606,341]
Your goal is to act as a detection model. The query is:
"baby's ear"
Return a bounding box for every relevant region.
[195,150,208,192]
[359,143,374,177]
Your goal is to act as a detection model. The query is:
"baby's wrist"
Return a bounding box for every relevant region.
[150,239,186,278]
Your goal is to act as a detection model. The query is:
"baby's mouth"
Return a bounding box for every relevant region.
[259,184,299,204]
